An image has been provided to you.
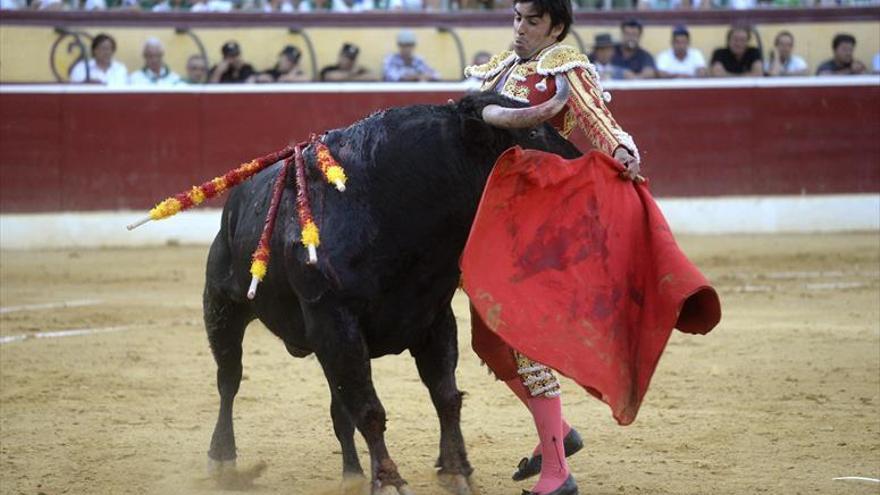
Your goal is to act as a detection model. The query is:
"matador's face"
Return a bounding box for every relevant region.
[512,2,563,60]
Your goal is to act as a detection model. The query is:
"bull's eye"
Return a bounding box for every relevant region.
[528,129,539,139]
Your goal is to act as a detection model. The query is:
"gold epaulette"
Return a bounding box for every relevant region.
[536,44,591,76]
[464,50,516,80]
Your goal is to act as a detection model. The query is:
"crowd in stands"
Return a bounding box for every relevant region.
[2,0,879,11]
[588,19,878,79]
[64,22,880,86]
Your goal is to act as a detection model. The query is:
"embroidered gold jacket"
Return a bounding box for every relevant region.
[464,43,638,159]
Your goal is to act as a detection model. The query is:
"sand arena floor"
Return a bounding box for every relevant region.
[1,233,878,495]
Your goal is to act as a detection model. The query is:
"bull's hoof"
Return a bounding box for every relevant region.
[512,429,583,481]
[206,457,236,475]
[438,473,472,495]
[340,474,370,495]
[208,459,267,490]
[372,483,415,495]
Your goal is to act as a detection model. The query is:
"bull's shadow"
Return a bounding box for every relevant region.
[202,86,580,495]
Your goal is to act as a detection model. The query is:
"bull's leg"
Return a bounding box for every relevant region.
[412,308,473,495]
[204,285,252,469]
[330,389,365,477]
[305,302,411,495]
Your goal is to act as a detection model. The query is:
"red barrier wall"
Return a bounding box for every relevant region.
[1,83,878,213]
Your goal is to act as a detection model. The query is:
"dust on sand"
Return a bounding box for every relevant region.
[1,234,878,495]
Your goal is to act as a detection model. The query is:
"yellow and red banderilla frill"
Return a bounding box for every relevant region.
[128,136,347,299]
[247,153,293,299]
[126,145,296,230]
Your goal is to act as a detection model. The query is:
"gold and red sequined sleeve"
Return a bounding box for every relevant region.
[563,66,639,160]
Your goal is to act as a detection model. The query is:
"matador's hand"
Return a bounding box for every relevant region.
[613,146,643,182]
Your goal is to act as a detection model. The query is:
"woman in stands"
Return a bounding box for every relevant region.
[68,33,128,86]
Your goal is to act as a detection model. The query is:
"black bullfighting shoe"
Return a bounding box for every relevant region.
[520,474,579,495]
[512,428,584,481]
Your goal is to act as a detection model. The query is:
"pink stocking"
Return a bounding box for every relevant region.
[526,395,569,494]
[505,378,572,455]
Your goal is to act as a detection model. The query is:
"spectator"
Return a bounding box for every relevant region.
[816,34,867,75]
[589,33,625,81]
[254,45,310,83]
[765,31,808,77]
[152,0,187,11]
[262,0,295,12]
[320,43,375,82]
[611,19,656,79]
[186,0,234,11]
[189,0,210,11]
[82,0,107,11]
[383,30,440,82]
[209,41,256,84]
[32,0,63,10]
[183,54,208,84]
[387,0,423,9]
[464,50,492,88]
[331,0,374,10]
[874,52,880,74]
[129,38,182,86]
[656,25,707,78]
[710,26,763,77]
[69,33,128,86]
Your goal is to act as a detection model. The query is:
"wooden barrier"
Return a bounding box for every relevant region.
[1,78,878,213]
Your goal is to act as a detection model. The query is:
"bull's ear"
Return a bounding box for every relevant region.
[461,115,496,149]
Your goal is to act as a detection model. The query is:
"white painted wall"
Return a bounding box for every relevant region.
[1,194,877,249]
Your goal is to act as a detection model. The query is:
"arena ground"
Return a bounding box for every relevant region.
[1,233,878,495]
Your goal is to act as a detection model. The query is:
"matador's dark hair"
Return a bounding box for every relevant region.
[513,0,573,42]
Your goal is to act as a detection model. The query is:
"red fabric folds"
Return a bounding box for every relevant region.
[461,147,721,426]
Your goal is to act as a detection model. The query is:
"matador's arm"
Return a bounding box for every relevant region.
[538,45,640,163]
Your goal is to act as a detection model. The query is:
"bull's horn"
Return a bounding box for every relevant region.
[481,74,570,129]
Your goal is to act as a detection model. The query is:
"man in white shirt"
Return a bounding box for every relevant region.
[69,33,128,86]
[766,31,808,76]
[129,38,182,86]
[656,25,707,78]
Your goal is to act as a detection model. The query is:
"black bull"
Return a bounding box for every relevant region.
[202,92,581,494]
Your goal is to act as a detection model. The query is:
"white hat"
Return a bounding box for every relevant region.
[397,30,416,45]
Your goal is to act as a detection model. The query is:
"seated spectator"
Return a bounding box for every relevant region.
[254,45,310,83]
[183,54,208,84]
[69,33,128,86]
[388,0,423,9]
[331,0,374,10]
[262,0,296,12]
[656,25,707,78]
[152,0,187,11]
[611,19,656,79]
[383,31,440,82]
[816,34,867,75]
[464,50,491,88]
[82,0,107,11]
[710,26,763,77]
[209,41,256,84]
[765,31,807,77]
[589,33,625,81]
[129,38,182,86]
[320,43,375,82]
[32,0,63,10]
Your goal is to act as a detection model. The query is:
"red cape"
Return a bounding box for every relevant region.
[461,147,721,425]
